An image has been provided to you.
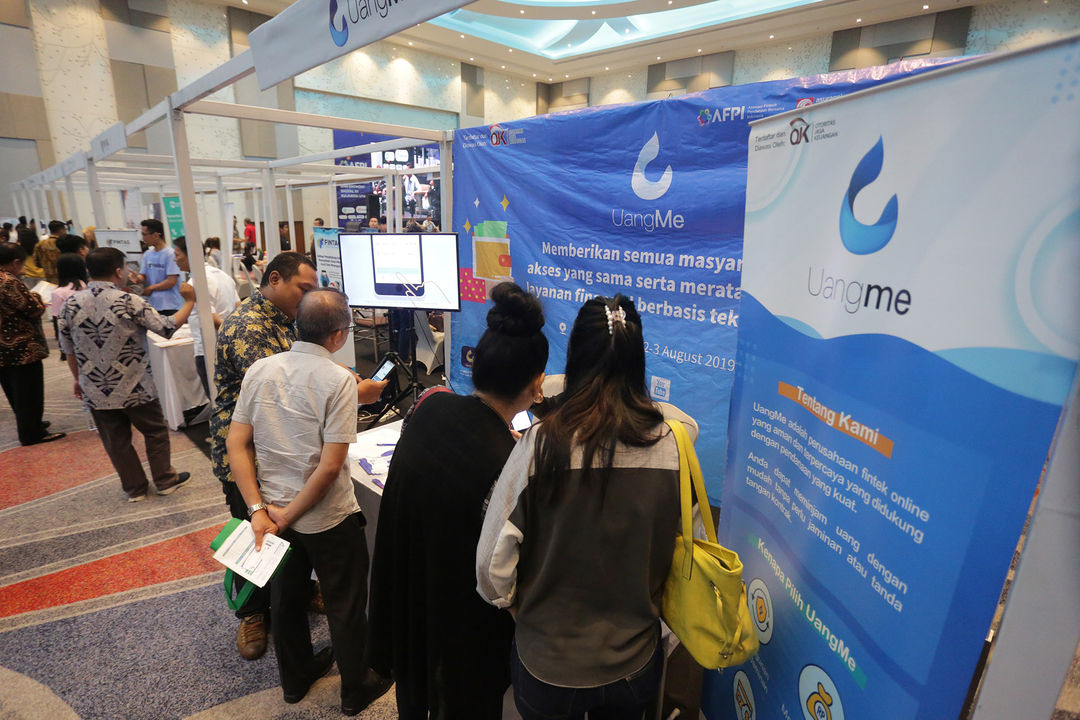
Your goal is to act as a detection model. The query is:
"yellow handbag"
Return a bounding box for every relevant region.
[661,419,759,669]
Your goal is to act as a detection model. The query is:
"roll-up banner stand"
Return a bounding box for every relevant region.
[449,59,955,493]
[96,228,142,275]
[313,226,344,291]
[711,35,1079,720]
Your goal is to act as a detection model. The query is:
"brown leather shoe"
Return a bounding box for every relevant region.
[236,613,268,660]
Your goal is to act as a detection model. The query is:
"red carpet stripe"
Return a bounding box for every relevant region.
[0,429,197,510]
[0,524,225,618]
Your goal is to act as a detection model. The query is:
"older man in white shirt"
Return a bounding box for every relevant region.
[172,236,240,398]
[226,289,391,715]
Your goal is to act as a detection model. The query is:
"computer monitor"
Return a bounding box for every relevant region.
[339,232,461,311]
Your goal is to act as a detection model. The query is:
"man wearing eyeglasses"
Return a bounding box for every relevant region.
[227,289,392,715]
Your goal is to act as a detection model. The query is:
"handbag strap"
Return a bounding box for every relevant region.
[666,419,718,580]
[223,569,255,612]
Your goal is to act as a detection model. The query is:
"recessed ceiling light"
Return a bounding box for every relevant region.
[769,34,774,39]
[408,41,413,45]
[548,77,552,81]
[241,0,247,4]
[519,8,524,13]
[657,56,661,60]
[624,28,629,33]
[508,48,513,52]
[567,43,571,47]
[460,34,465,39]
[565,74,569,78]
[501,65,505,69]
[532,73,537,77]
[469,57,474,61]
[697,48,702,53]
[922,3,929,8]
[591,9,596,14]
[605,66,609,70]
[856,17,862,22]
[788,46,792,50]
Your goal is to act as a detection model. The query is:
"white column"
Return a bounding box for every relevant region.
[327,179,335,227]
[252,185,262,251]
[167,99,217,398]
[50,183,64,222]
[85,160,107,229]
[37,186,50,226]
[64,175,82,234]
[264,168,281,258]
[285,181,296,252]
[216,176,229,248]
[12,187,24,220]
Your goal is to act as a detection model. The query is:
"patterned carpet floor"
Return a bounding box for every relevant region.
[0,348,399,720]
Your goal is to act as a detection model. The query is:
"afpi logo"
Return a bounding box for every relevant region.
[489,124,525,146]
[631,133,672,200]
[839,137,898,255]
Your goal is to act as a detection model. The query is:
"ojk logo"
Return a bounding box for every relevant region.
[631,133,672,200]
[489,124,525,146]
[789,118,811,145]
[839,137,898,255]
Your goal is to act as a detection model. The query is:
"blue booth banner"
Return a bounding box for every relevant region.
[713,37,1080,720]
[449,59,950,494]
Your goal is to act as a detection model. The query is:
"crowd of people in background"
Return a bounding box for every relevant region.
[2,206,680,720]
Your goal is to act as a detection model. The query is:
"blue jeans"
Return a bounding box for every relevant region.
[511,640,663,720]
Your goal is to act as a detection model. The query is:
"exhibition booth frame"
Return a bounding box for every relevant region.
[10,48,454,390]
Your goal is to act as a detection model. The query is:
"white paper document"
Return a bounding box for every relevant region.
[211,519,290,588]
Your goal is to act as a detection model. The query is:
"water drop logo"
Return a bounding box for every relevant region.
[329,0,348,47]
[839,137,898,255]
[631,133,673,201]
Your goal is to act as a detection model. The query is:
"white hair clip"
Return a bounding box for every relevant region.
[605,305,627,335]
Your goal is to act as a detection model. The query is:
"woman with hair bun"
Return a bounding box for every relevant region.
[477,294,681,720]
[369,281,549,720]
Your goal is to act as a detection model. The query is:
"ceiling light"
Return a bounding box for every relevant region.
[657,56,662,60]
[605,66,609,70]
[548,77,552,81]
[241,0,247,4]
[565,74,569,78]
[460,34,465,39]
[923,3,929,8]
[500,65,505,68]
[508,48,512,52]
[567,43,572,47]
[408,41,413,45]
[697,49,702,53]
[519,8,524,13]
[769,34,774,39]
[856,17,862,22]
[591,9,596,14]
[532,73,537,77]
[469,57,474,61]
[624,28,629,33]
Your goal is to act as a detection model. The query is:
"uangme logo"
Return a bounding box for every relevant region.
[839,137,897,255]
[631,133,672,201]
[329,0,401,48]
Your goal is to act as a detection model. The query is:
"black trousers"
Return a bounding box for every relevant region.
[0,360,46,445]
[222,481,271,618]
[273,512,370,706]
[194,355,210,399]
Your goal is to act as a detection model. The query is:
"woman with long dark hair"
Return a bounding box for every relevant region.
[50,253,88,361]
[477,294,681,720]
[369,281,549,720]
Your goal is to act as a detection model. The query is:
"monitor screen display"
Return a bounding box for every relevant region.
[339,232,461,311]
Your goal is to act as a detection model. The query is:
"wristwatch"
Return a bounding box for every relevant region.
[246,502,267,517]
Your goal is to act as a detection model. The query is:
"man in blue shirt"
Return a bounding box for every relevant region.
[129,219,182,315]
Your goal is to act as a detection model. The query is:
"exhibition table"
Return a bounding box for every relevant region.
[146,328,209,430]
[347,419,400,573]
